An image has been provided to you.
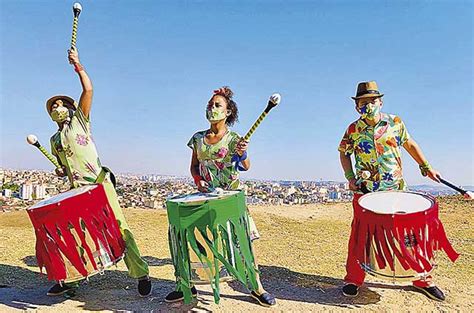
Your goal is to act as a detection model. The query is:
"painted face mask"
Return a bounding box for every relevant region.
[50,106,71,123]
[206,107,228,123]
[358,102,381,120]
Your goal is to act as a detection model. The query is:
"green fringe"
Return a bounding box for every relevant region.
[167,191,258,304]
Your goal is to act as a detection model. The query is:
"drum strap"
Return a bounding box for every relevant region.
[95,166,117,188]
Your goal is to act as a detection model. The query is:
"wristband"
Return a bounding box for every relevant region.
[238,151,247,161]
[344,169,355,180]
[231,152,248,171]
[74,63,84,73]
[419,161,432,177]
[192,174,203,186]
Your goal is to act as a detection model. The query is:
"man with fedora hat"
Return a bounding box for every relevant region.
[338,81,446,301]
[44,47,151,297]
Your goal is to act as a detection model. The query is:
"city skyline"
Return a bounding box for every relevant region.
[1,1,473,185]
[2,168,465,214]
[2,167,472,190]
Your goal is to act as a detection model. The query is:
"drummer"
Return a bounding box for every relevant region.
[338,81,445,301]
[45,48,151,297]
[164,86,276,307]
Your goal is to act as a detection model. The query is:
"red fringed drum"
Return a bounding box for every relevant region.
[27,184,125,283]
[352,191,459,282]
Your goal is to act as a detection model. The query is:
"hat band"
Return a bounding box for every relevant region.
[356,90,380,97]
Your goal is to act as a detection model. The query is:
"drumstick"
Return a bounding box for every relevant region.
[231,93,281,171]
[242,93,281,141]
[356,171,370,194]
[357,181,370,194]
[26,135,61,169]
[70,3,82,49]
[439,177,474,199]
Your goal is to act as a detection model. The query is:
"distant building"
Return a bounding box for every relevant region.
[33,184,47,200]
[329,191,341,200]
[340,182,348,190]
[20,183,33,200]
[318,187,328,195]
[3,189,12,197]
[285,186,296,196]
[144,199,162,209]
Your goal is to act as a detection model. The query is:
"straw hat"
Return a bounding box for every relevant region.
[46,95,77,114]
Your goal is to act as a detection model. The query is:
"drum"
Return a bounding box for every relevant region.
[167,190,258,304]
[353,191,459,282]
[27,184,125,283]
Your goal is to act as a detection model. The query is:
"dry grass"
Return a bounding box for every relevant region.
[0,196,472,312]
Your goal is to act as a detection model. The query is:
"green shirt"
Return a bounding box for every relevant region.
[50,108,102,188]
[338,113,411,192]
[187,130,241,190]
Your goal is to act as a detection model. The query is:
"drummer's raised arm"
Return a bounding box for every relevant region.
[68,47,93,119]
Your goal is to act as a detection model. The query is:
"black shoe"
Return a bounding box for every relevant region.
[342,284,359,297]
[46,283,73,296]
[165,286,198,303]
[138,277,152,297]
[250,291,276,307]
[414,285,446,301]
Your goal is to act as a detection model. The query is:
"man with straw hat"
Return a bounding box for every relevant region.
[338,81,447,301]
[44,47,151,297]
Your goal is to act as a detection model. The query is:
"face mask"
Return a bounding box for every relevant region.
[358,102,381,120]
[206,107,228,123]
[51,106,72,123]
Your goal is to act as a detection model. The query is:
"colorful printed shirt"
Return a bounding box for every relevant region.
[50,108,102,188]
[187,130,241,190]
[338,113,411,192]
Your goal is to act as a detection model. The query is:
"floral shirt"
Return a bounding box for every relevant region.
[187,130,241,190]
[50,108,102,188]
[338,113,411,192]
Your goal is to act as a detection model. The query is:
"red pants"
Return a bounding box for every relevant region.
[344,194,432,288]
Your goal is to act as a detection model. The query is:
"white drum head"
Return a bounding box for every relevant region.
[28,185,98,210]
[168,190,240,204]
[358,191,434,214]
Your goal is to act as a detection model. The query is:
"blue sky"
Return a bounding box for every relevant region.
[1,0,472,185]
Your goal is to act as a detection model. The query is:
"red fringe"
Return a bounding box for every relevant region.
[351,194,459,275]
[27,184,125,282]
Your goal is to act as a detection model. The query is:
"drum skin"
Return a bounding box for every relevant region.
[167,190,258,304]
[353,191,459,282]
[27,184,125,282]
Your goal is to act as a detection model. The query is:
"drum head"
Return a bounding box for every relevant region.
[28,185,98,210]
[167,190,241,204]
[358,191,434,214]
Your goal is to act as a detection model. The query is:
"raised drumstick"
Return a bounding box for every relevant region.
[232,93,281,171]
[243,93,281,141]
[70,3,82,49]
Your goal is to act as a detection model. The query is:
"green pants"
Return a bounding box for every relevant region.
[102,179,149,279]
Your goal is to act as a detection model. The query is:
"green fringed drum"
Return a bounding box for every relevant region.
[167,190,259,304]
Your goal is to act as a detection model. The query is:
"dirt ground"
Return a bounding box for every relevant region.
[1,196,472,312]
